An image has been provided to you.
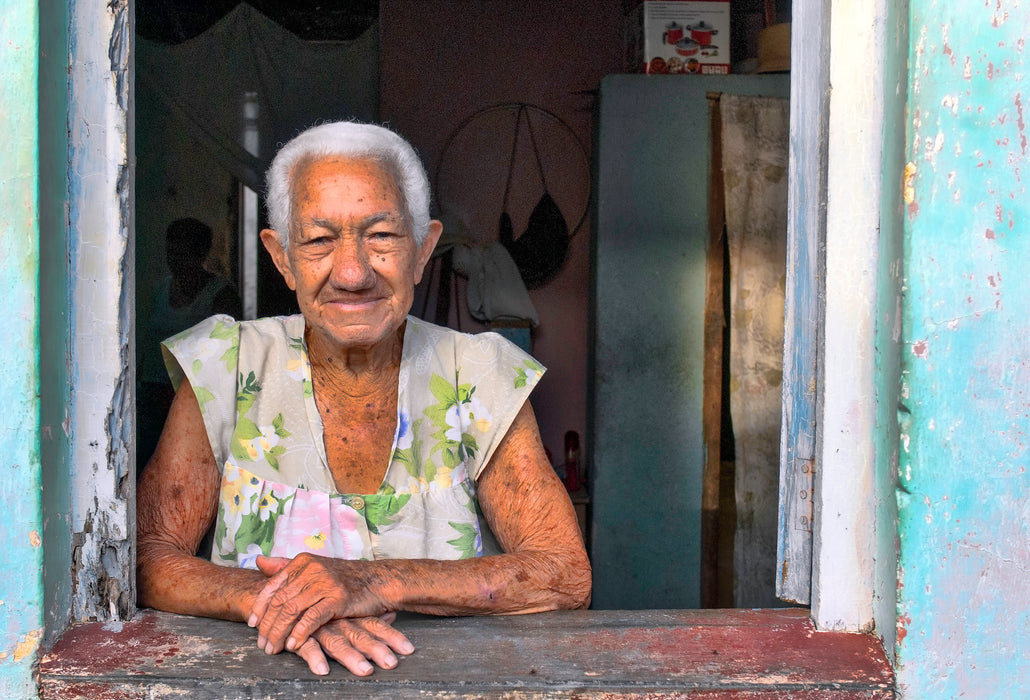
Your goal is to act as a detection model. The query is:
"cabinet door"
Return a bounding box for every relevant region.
[590,74,789,609]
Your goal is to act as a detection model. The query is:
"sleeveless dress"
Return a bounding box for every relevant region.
[162,314,545,568]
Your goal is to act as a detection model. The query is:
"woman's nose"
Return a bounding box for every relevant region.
[329,238,376,289]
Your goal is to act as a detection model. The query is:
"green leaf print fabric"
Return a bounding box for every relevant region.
[161,314,544,569]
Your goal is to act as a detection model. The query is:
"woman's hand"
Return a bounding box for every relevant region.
[291,613,415,677]
[249,555,393,657]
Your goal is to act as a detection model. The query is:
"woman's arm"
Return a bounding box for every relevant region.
[136,377,267,620]
[249,401,592,654]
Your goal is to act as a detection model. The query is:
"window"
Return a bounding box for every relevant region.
[47,0,897,654]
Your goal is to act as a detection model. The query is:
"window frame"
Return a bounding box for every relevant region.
[56,0,896,641]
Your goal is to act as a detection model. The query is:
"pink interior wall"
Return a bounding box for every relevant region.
[380,0,626,464]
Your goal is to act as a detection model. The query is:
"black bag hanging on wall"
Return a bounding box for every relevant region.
[498,105,569,289]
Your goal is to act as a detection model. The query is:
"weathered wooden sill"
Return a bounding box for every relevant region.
[39,608,893,698]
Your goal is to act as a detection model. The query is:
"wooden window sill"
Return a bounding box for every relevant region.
[39,608,893,698]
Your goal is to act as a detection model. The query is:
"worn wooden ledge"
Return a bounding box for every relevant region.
[39,608,893,698]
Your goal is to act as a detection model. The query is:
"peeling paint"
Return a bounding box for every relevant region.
[12,629,41,663]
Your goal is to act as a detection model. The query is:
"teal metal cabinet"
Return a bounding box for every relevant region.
[590,74,789,609]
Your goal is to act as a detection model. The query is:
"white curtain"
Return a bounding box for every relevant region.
[134,3,380,313]
[136,3,379,192]
[721,93,790,608]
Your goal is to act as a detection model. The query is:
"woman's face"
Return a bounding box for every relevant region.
[261,156,440,353]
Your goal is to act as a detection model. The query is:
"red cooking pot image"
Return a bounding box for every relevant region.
[686,21,719,46]
[674,38,701,57]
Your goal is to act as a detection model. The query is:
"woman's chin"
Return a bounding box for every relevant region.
[308,312,403,352]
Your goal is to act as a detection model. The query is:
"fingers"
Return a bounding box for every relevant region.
[313,617,416,676]
[294,637,331,677]
[248,556,293,627]
[250,557,336,653]
[360,615,415,658]
[255,555,290,577]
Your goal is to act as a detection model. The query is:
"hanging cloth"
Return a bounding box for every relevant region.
[498,106,570,289]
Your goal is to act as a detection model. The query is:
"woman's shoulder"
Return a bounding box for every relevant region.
[241,314,305,341]
[403,315,545,384]
[164,314,305,365]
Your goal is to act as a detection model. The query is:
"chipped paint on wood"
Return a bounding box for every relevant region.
[40,610,893,699]
[811,0,904,635]
[66,0,135,624]
[777,0,827,608]
[899,0,1030,696]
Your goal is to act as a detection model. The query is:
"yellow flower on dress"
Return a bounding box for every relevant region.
[436,465,453,489]
[221,478,245,514]
[240,438,258,460]
[304,532,327,549]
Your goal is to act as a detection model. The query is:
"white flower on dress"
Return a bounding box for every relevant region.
[174,334,225,366]
[464,396,493,433]
[254,423,281,453]
[444,404,463,442]
[446,397,492,441]
[238,543,264,569]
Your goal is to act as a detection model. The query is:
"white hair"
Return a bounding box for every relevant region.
[265,121,432,246]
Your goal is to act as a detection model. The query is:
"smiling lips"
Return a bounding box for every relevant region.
[320,291,391,316]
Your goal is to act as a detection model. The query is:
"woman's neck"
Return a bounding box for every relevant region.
[305,323,404,397]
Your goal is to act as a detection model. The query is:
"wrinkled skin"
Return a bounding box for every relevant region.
[136,156,591,678]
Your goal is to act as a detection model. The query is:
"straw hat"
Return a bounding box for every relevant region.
[757,22,791,73]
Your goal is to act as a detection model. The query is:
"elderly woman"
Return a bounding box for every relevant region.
[137,121,591,678]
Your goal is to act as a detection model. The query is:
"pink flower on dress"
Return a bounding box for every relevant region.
[268,489,369,560]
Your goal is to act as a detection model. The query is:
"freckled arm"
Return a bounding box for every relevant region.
[136,378,266,622]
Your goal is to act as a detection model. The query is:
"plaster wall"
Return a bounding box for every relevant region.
[379,0,626,463]
[0,3,45,695]
[898,1,1030,696]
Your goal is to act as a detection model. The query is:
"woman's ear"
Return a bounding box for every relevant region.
[414,220,443,285]
[260,229,297,290]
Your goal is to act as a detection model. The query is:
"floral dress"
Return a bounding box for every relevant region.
[162,314,545,568]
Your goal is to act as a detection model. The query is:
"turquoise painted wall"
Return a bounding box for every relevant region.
[0,1,46,697]
[899,1,1030,696]
[873,0,909,662]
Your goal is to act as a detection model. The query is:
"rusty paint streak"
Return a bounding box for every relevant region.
[896,612,911,645]
[911,340,929,358]
[1015,92,1026,155]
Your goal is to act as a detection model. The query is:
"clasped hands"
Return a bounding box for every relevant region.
[247,554,414,677]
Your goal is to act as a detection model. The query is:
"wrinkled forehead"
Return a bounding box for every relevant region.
[289,154,409,223]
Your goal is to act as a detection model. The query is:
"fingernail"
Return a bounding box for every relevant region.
[357,661,373,675]
[399,640,414,655]
[247,614,257,628]
[256,635,266,649]
[286,637,299,651]
[383,653,398,668]
[314,661,330,676]
[265,642,275,655]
